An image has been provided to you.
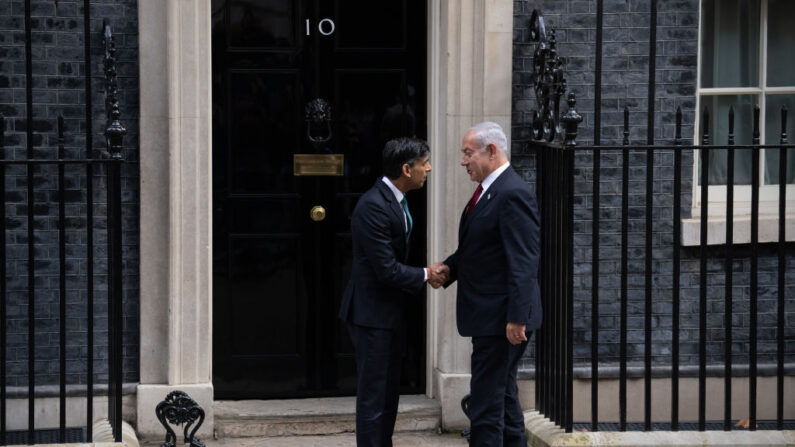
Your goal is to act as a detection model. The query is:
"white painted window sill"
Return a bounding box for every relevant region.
[681,214,795,246]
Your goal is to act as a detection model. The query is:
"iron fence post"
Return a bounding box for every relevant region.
[104,23,126,442]
[0,114,5,445]
[560,92,581,433]
[776,106,788,430]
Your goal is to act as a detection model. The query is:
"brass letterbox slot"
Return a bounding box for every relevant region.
[293,154,344,176]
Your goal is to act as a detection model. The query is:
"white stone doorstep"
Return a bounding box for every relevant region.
[524,411,795,446]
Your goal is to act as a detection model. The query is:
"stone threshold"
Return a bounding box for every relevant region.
[525,411,795,446]
[214,394,440,438]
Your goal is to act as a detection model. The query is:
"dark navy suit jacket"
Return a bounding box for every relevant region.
[339,180,425,329]
[444,166,542,337]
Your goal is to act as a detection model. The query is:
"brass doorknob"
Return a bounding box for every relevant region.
[310,205,326,222]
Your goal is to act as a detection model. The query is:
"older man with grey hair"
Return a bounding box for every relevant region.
[440,121,542,446]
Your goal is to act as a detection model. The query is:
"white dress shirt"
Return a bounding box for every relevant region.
[476,161,510,205]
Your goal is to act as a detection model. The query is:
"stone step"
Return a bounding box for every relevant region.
[214,394,441,438]
[187,431,468,446]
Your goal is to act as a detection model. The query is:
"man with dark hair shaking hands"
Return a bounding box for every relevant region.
[339,137,448,447]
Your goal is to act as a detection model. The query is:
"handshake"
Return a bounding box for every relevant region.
[426,262,450,289]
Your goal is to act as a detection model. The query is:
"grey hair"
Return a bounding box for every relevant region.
[469,121,508,156]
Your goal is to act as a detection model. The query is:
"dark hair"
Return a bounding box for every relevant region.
[382,137,430,179]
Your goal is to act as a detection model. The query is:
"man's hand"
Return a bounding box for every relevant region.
[427,262,449,289]
[506,322,527,345]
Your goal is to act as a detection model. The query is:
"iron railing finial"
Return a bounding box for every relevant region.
[561,92,582,147]
[103,23,126,159]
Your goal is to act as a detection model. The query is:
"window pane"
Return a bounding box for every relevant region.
[764,94,795,184]
[766,0,795,87]
[698,95,757,185]
[700,0,760,88]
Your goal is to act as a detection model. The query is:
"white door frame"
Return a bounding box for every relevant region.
[136,0,514,436]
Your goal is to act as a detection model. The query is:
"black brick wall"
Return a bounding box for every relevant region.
[513,0,794,372]
[0,0,139,387]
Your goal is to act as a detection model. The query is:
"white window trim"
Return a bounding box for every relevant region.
[687,0,795,246]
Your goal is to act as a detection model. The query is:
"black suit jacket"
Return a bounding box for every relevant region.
[444,166,542,337]
[339,180,425,329]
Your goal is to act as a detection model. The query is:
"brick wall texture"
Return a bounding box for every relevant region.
[0,0,139,388]
[513,0,794,373]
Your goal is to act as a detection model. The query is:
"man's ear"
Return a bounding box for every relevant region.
[487,143,497,158]
[402,163,412,178]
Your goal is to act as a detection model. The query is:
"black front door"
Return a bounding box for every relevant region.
[211,0,427,399]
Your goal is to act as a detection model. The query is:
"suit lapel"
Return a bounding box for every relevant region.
[459,190,497,240]
[457,205,467,241]
[375,180,408,248]
[458,167,512,240]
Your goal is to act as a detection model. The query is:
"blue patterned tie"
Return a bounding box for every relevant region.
[401,197,413,242]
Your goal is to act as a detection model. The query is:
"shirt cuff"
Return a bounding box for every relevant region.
[424,267,428,282]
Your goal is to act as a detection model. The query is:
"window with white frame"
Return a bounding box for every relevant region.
[694,0,795,219]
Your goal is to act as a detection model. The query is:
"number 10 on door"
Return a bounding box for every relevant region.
[306,19,335,36]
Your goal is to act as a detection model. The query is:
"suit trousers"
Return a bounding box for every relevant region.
[469,334,529,447]
[348,323,403,447]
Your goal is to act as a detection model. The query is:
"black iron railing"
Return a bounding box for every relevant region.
[526,4,792,434]
[0,2,126,444]
[532,97,793,433]
[533,93,581,434]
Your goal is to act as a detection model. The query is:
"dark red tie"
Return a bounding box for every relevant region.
[465,184,483,217]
